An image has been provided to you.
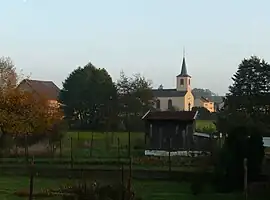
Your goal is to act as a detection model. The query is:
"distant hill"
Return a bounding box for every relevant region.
[192,88,224,103]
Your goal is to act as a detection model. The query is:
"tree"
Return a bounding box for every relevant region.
[0,84,64,154]
[217,56,270,134]
[117,71,154,131]
[59,63,117,130]
[0,56,17,89]
[214,126,265,191]
[214,56,267,192]
[0,57,64,155]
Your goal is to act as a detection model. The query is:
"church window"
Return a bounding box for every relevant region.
[180,79,184,85]
[156,99,160,109]
[189,79,190,85]
[168,99,172,109]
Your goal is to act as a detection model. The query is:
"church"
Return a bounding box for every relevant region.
[152,55,194,111]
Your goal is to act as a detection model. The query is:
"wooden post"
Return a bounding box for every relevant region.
[128,130,131,158]
[29,157,34,200]
[25,134,29,163]
[59,139,62,158]
[128,156,132,194]
[121,162,124,200]
[117,137,120,163]
[70,137,73,169]
[15,143,18,158]
[244,158,248,200]
[169,137,172,173]
[90,132,94,157]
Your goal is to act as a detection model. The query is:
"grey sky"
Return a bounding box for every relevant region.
[1,0,269,95]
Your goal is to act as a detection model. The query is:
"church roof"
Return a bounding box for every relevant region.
[152,89,187,97]
[177,57,191,77]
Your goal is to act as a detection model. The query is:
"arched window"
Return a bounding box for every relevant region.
[156,99,160,109]
[180,79,184,85]
[168,99,172,109]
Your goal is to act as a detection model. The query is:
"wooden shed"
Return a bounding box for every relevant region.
[142,110,198,153]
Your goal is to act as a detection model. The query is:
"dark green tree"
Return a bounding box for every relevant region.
[217,56,270,134]
[59,63,117,130]
[214,56,267,192]
[116,71,154,131]
[215,126,265,191]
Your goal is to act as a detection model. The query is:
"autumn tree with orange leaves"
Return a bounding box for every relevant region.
[0,57,64,155]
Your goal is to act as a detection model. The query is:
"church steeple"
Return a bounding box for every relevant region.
[177,49,191,77]
[176,49,192,91]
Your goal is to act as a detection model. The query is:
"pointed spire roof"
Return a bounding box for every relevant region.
[177,49,191,77]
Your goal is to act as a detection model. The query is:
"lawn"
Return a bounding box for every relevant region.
[196,120,216,132]
[0,176,253,200]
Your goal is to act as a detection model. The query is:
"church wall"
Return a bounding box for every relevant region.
[184,91,194,110]
[157,96,185,111]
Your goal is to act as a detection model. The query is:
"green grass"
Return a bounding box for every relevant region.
[196,120,216,132]
[0,176,257,200]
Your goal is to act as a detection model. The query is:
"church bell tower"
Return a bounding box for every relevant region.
[176,52,191,91]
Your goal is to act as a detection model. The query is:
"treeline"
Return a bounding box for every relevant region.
[59,63,155,132]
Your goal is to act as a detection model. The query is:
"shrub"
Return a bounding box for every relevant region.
[133,138,145,150]
[54,181,141,200]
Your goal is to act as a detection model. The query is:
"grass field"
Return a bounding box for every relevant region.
[196,120,216,132]
[0,176,253,200]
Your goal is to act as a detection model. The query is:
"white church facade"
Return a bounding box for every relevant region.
[152,56,195,111]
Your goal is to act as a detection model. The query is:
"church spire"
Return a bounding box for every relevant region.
[177,48,191,77]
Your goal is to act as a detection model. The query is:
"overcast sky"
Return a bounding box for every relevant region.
[1,0,270,95]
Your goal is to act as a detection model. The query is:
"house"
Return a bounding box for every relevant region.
[152,55,194,111]
[194,96,215,112]
[17,79,61,108]
[142,110,198,156]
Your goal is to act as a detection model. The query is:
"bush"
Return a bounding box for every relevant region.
[133,138,145,150]
[214,126,265,192]
[54,181,140,200]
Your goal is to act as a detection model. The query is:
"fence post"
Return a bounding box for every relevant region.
[244,158,248,200]
[70,137,73,169]
[168,137,172,173]
[90,132,94,157]
[29,156,35,200]
[25,134,29,163]
[117,137,120,163]
[59,139,62,158]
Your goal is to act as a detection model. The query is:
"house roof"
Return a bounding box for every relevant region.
[142,110,198,121]
[152,88,187,97]
[201,96,211,102]
[18,79,60,100]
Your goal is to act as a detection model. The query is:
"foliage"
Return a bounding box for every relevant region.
[0,58,64,150]
[49,181,139,200]
[116,71,154,132]
[192,107,216,120]
[214,126,265,192]
[59,63,118,131]
[0,88,64,148]
[0,56,17,89]
[195,120,216,133]
[217,56,270,134]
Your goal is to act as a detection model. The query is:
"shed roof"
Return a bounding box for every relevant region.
[142,110,198,121]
